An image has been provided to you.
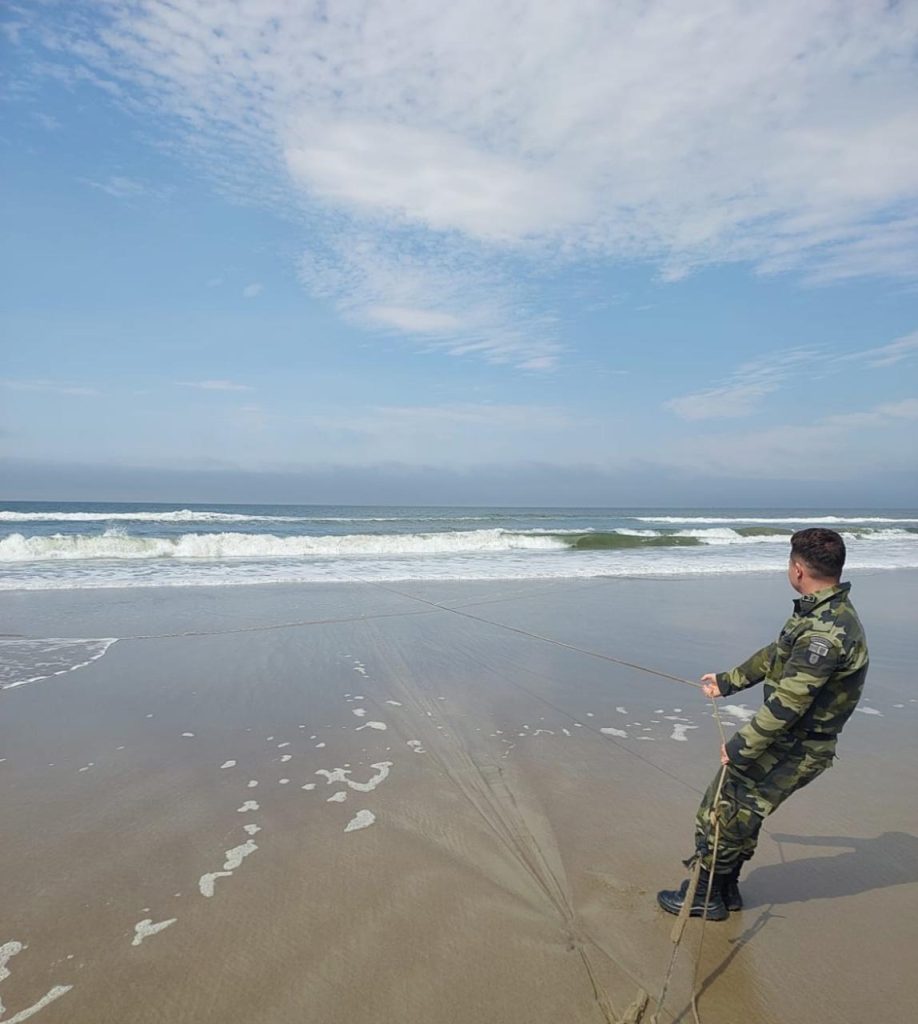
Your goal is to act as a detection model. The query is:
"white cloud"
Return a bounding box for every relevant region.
[16,2,918,361]
[877,398,918,419]
[666,397,918,479]
[1,378,98,396]
[285,119,585,242]
[242,282,263,299]
[84,175,170,200]
[846,329,918,368]
[367,306,462,334]
[177,380,253,392]
[33,112,61,131]
[298,233,562,367]
[664,349,817,421]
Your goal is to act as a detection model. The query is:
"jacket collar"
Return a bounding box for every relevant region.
[794,581,850,616]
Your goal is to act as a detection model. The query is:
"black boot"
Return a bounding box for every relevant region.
[721,864,743,912]
[657,870,729,921]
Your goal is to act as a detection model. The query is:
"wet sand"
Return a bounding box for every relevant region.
[1,572,917,1024]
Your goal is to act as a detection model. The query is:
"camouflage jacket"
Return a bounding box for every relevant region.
[716,582,869,769]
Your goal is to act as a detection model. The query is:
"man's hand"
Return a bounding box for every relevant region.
[720,743,729,765]
[700,673,721,699]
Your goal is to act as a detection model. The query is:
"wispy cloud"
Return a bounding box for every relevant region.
[12,3,918,361]
[242,282,263,299]
[845,329,918,368]
[664,349,817,421]
[298,232,562,367]
[177,380,253,392]
[33,112,61,131]
[664,396,918,480]
[1,378,98,397]
[83,175,171,201]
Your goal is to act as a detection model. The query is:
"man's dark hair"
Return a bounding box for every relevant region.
[790,528,846,580]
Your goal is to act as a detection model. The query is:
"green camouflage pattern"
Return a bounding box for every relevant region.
[694,737,835,870]
[692,582,868,871]
[716,582,869,770]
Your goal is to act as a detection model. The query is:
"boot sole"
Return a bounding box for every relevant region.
[656,894,730,921]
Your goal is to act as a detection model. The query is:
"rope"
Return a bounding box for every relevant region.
[365,580,706,691]
[14,574,732,1022]
[651,695,730,1024]
[367,581,734,1024]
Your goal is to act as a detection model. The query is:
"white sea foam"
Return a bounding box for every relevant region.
[345,762,393,792]
[636,515,918,524]
[1,941,73,1021]
[601,727,627,738]
[327,791,347,802]
[0,509,525,525]
[670,724,698,742]
[237,800,259,812]
[721,704,755,722]
[0,527,568,562]
[198,871,232,897]
[220,760,236,769]
[0,637,118,690]
[223,840,258,870]
[355,721,387,731]
[344,810,376,833]
[131,918,176,947]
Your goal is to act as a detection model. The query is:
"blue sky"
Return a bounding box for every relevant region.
[2,1,917,506]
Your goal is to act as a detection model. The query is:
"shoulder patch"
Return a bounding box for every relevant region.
[806,636,831,665]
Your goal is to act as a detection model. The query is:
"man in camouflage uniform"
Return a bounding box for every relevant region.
[658,528,869,920]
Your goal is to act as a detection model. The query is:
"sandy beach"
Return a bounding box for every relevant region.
[2,571,916,1024]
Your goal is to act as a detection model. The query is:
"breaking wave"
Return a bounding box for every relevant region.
[3,525,915,562]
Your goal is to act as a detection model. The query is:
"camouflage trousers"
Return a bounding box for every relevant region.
[693,736,836,873]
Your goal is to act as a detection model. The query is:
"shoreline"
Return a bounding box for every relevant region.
[2,572,916,1023]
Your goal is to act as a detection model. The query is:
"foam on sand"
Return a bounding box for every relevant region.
[199,840,259,897]
[237,800,259,812]
[721,704,755,722]
[670,723,698,742]
[0,637,118,690]
[355,721,387,731]
[345,762,393,792]
[131,918,177,947]
[198,871,232,897]
[222,840,258,871]
[344,810,376,833]
[601,727,627,738]
[0,940,73,1020]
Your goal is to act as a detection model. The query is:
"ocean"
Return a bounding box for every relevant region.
[1,501,916,590]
